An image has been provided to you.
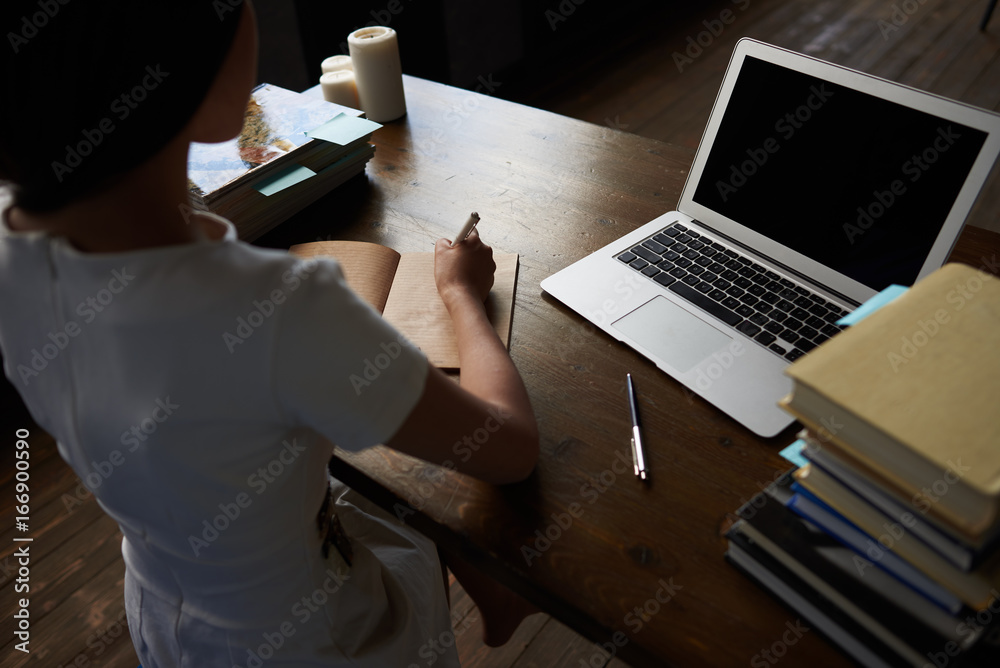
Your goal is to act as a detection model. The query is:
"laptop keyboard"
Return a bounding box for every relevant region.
[616,222,849,362]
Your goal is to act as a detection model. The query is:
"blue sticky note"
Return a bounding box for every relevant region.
[254,164,315,197]
[307,113,382,146]
[837,284,908,326]
[779,439,810,469]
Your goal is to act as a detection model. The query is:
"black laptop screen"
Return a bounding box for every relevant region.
[691,56,987,291]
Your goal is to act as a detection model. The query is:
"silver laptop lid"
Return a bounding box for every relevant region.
[678,38,1000,304]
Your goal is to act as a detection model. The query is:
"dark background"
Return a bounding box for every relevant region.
[279,1,702,103]
[3,0,706,431]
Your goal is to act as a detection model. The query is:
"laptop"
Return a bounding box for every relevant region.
[541,38,1000,438]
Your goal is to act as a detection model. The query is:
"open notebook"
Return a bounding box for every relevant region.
[290,240,518,368]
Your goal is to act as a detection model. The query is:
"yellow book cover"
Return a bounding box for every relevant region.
[781,263,1000,538]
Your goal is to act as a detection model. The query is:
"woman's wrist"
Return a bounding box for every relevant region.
[439,284,487,315]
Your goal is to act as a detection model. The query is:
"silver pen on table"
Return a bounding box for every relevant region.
[626,373,648,480]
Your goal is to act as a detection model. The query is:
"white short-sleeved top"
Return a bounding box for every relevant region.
[0,199,459,667]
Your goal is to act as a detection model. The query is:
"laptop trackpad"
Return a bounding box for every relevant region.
[612,296,733,373]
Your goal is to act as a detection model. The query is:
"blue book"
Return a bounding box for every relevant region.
[800,439,1000,571]
[728,473,986,659]
[787,486,962,614]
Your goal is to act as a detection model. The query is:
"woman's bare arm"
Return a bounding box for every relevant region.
[385,231,538,484]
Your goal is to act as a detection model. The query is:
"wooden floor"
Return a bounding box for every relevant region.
[2,1,998,666]
[0,429,627,668]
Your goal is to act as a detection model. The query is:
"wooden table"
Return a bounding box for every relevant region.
[259,76,1000,667]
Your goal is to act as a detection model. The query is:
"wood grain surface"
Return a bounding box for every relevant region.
[254,76,1000,667]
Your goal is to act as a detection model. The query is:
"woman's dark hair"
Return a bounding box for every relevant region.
[0,1,245,212]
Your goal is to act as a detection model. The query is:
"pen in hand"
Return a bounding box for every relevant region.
[627,373,648,480]
[452,212,480,246]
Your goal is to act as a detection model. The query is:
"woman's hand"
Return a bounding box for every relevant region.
[434,230,496,307]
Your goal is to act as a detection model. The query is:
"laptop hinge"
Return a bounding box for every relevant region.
[689,219,861,308]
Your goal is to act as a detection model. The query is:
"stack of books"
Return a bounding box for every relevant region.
[725,263,1000,667]
[187,83,380,240]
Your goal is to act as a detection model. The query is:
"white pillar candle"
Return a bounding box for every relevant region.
[321,55,353,74]
[347,26,406,122]
[320,70,360,109]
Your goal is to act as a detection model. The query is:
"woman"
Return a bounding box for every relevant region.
[0,2,539,665]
